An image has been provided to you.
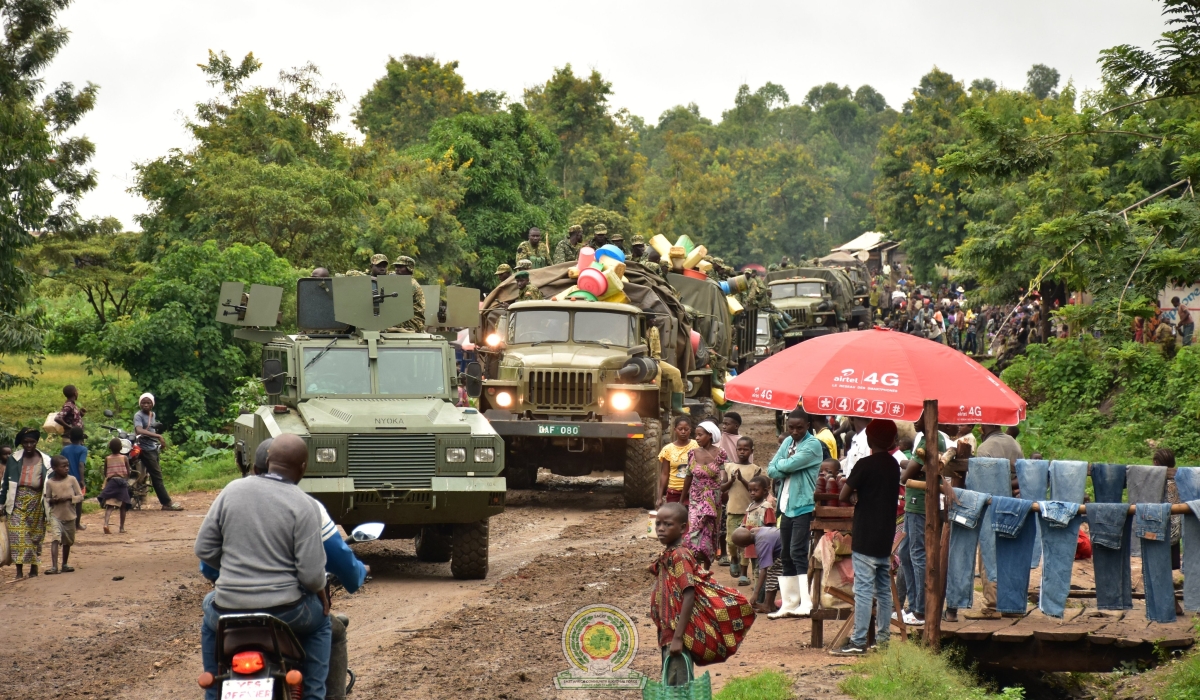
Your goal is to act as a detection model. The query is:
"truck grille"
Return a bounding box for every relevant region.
[528,370,594,408]
[346,435,437,489]
[792,309,806,324]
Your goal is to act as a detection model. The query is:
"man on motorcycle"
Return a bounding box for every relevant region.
[202,438,368,700]
[194,434,330,700]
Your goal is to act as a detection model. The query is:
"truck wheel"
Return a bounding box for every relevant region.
[698,398,720,422]
[623,419,661,509]
[451,520,489,580]
[414,527,452,563]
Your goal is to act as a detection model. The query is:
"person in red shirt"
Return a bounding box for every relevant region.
[650,503,698,687]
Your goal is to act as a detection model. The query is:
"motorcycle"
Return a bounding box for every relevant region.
[100,410,150,510]
[198,523,380,698]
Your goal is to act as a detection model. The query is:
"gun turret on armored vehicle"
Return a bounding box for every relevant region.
[216,274,503,580]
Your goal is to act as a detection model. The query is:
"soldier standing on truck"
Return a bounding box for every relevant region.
[554,225,584,264]
[590,224,609,250]
[495,263,512,284]
[369,253,389,277]
[610,232,626,254]
[515,227,551,269]
[514,270,544,301]
[629,235,648,263]
[391,256,426,333]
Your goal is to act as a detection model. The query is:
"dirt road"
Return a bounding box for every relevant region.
[1,407,853,699]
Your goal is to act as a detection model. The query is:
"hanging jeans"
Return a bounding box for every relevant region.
[900,512,926,616]
[850,552,892,647]
[1087,502,1133,610]
[991,496,1037,614]
[1037,501,1082,618]
[1049,461,1088,503]
[965,458,1014,603]
[945,488,989,610]
[1134,503,1176,623]
[1128,465,1168,558]
[1015,460,1049,568]
[1090,463,1128,504]
[1185,500,1200,612]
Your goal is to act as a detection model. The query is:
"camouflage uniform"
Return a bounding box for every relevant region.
[515,259,533,272]
[495,263,512,282]
[553,225,584,264]
[589,223,609,250]
[389,255,426,333]
[515,239,551,269]
[627,234,649,263]
[515,271,544,301]
[609,233,626,254]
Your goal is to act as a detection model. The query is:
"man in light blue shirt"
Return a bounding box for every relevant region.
[767,409,823,618]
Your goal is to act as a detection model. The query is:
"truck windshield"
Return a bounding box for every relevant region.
[509,310,569,344]
[756,316,770,342]
[573,311,633,347]
[302,347,371,394]
[377,348,446,395]
[771,282,824,300]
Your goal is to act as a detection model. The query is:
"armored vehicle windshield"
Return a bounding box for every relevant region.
[301,344,449,397]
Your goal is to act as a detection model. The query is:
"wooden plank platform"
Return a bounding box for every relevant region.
[938,607,1196,672]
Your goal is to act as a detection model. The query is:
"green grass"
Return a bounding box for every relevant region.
[1159,637,1200,700]
[0,353,132,433]
[714,670,794,700]
[839,643,1024,700]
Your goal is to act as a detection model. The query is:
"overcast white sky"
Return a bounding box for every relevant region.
[43,0,1170,229]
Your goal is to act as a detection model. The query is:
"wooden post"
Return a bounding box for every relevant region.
[922,399,944,648]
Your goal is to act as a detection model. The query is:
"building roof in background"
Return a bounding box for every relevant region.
[832,231,888,252]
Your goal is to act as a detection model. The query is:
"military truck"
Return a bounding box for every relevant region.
[819,259,872,328]
[476,263,696,508]
[216,275,504,580]
[765,277,840,345]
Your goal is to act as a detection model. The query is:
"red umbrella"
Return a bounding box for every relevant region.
[725,328,1026,425]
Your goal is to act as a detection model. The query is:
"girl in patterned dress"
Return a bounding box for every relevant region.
[682,421,729,568]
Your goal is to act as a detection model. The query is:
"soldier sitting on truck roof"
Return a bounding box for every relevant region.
[515,258,533,272]
[514,270,544,301]
[495,263,512,284]
[609,232,626,254]
[554,224,584,265]
[629,235,647,263]
[515,227,551,269]
[385,256,426,333]
[590,224,609,250]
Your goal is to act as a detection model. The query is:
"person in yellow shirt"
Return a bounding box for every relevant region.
[657,416,698,507]
[811,414,838,459]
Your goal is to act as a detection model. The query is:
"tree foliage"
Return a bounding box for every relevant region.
[87,241,297,434]
[354,55,502,150]
[28,222,139,325]
[0,0,99,388]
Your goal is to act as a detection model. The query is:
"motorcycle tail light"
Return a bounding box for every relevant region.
[231,651,265,674]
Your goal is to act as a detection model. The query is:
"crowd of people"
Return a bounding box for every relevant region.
[2,386,179,578]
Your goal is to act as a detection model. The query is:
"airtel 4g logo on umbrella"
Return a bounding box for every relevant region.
[831,368,901,387]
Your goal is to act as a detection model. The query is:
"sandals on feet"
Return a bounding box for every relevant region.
[61,565,74,573]
[45,568,60,575]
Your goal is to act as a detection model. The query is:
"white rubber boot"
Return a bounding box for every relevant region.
[768,576,800,619]
[796,574,813,617]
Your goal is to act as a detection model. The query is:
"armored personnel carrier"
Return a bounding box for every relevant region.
[216,275,503,579]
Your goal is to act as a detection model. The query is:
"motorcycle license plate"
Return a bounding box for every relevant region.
[537,424,580,436]
[221,678,274,699]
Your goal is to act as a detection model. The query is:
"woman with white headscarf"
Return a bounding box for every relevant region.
[681,421,729,568]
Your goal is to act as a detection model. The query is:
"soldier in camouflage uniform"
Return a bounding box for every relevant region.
[628,235,648,263]
[589,224,609,250]
[609,232,626,254]
[390,256,426,333]
[495,263,512,284]
[554,224,584,265]
[344,252,390,277]
[515,227,551,269]
[515,259,533,272]
[514,270,543,301]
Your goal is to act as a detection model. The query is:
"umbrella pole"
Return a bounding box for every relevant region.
[922,399,944,649]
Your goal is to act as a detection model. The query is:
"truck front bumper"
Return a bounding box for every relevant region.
[482,410,645,438]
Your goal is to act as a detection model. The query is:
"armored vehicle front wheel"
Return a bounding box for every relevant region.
[414,526,452,563]
[450,520,489,580]
[623,418,661,509]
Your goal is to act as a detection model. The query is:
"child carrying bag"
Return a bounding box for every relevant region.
[642,652,711,700]
[681,572,756,665]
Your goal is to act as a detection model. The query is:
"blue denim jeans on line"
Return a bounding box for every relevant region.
[1090,463,1128,504]
[850,552,892,648]
[778,512,811,577]
[1128,465,1169,559]
[1184,500,1200,612]
[1049,461,1088,503]
[1016,460,1049,568]
[1037,501,1082,618]
[946,488,989,610]
[1134,503,1177,623]
[900,512,926,616]
[965,458,1013,589]
[202,591,332,700]
[991,496,1036,614]
[1087,502,1133,610]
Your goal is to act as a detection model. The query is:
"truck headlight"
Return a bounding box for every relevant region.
[495,390,513,407]
[609,391,633,412]
[755,347,766,356]
[315,447,337,463]
[473,448,495,463]
[485,333,503,348]
[446,447,466,463]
